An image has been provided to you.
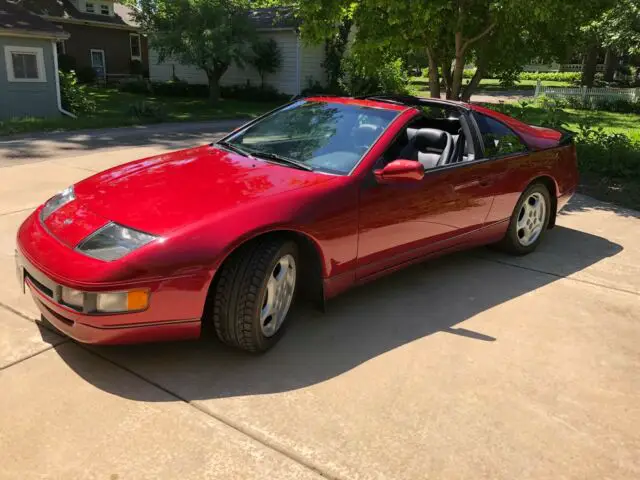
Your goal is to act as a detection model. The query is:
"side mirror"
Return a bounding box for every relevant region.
[374,159,424,184]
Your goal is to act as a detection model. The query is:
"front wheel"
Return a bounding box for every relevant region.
[211,239,298,353]
[499,183,551,255]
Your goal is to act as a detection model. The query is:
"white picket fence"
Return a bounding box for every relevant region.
[534,82,640,102]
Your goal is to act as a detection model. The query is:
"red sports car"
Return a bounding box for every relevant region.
[16,95,578,352]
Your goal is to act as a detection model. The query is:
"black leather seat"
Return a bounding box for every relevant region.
[413,128,453,169]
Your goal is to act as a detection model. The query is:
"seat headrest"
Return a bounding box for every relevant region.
[414,128,449,151]
[406,128,419,142]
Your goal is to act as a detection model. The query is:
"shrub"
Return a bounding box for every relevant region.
[152,80,203,97]
[301,77,336,96]
[340,54,412,96]
[129,59,144,76]
[76,66,97,84]
[220,83,289,102]
[118,79,151,95]
[573,121,640,179]
[57,54,76,73]
[519,72,581,83]
[129,101,165,122]
[250,39,282,89]
[550,95,640,114]
[138,80,289,101]
[59,70,96,115]
[463,69,476,79]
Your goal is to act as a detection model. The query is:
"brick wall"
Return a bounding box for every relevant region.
[54,22,148,76]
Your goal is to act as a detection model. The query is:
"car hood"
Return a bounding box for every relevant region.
[70,145,335,236]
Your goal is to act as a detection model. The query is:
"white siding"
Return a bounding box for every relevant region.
[148,49,208,84]
[222,31,299,93]
[299,42,326,89]
[149,30,326,95]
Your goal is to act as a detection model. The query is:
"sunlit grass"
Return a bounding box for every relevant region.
[0,87,282,136]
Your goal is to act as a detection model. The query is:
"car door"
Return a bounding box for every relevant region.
[469,112,533,225]
[356,121,494,279]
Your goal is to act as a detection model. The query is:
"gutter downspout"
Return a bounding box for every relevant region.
[52,41,76,118]
[295,29,301,96]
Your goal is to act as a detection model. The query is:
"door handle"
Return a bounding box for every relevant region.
[454,178,492,191]
[453,180,480,191]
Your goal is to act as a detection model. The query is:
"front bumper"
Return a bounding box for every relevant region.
[15,212,209,345]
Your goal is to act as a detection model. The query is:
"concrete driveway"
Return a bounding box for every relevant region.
[1,123,639,480]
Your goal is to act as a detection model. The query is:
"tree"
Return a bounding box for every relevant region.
[129,0,256,103]
[580,0,640,85]
[292,0,612,100]
[250,39,283,88]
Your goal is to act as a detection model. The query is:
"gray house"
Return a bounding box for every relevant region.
[0,0,70,120]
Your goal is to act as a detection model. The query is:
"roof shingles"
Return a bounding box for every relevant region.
[17,0,137,27]
[0,0,66,36]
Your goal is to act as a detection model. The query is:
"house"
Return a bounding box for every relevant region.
[18,0,147,80]
[149,8,326,95]
[0,0,69,119]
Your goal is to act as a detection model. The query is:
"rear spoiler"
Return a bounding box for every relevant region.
[557,128,575,146]
[528,124,574,147]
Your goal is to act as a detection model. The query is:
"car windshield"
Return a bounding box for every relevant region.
[222,100,400,175]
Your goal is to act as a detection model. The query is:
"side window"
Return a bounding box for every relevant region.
[475,114,527,157]
[385,131,410,163]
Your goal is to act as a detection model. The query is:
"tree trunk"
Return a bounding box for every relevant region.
[450,32,465,100]
[581,44,599,87]
[208,77,221,103]
[461,64,486,102]
[450,56,465,100]
[441,60,453,99]
[426,48,440,98]
[206,66,226,104]
[603,48,617,82]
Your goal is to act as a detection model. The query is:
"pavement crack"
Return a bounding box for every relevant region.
[0,206,34,217]
[80,345,341,480]
[0,343,67,371]
[475,255,639,297]
[0,301,38,323]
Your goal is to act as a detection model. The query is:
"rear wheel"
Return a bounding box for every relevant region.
[499,183,551,255]
[211,238,298,353]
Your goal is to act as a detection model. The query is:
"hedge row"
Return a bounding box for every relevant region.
[422,68,581,83]
[118,80,291,102]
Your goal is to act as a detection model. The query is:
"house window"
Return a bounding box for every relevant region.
[86,2,95,13]
[130,33,141,60]
[100,4,109,15]
[4,46,46,82]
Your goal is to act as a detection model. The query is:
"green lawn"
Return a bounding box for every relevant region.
[480,103,640,210]
[482,103,640,141]
[0,88,283,137]
[410,77,574,94]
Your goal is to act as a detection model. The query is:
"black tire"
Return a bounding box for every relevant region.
[498,183,552,256]
[211,238,298,353]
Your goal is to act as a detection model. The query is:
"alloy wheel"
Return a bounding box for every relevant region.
[260,254,296,337]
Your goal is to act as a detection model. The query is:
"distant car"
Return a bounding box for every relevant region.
[16,95,578,352]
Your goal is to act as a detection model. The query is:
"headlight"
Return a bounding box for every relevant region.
[41,186,75,221]
[61,287,84,309]
[96,290,149,313]
[77,222,158,261]
[59,287,149,313]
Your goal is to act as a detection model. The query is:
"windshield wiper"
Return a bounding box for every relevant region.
[216,140,251,157]
[251,151,314,172]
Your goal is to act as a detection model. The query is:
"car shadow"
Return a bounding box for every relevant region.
[50,225,622,402]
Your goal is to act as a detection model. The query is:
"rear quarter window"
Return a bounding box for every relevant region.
[475,113,527,157]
